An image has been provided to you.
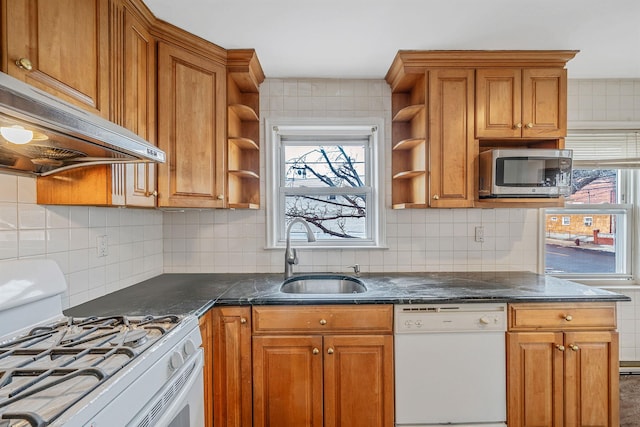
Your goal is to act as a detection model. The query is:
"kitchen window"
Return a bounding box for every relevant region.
[544,130,638,281]
[265,118,385,248]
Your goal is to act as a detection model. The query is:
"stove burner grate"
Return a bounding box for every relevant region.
[0,314,182,427]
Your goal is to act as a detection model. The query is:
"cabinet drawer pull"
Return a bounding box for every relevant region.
[562,315,573,321]
[327,348,334,355]
[15,57,33,71]
[240,318,247,324]
[556,345,565,352]
[319,319,327,325]
[312,348,319,355]
[569,344,579,351]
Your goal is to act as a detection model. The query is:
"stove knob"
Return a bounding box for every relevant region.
[479,317,491,325]
[170,351,184,371]
[415,320,423,327]
[183,339,197,356]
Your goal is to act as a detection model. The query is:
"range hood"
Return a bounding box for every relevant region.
[0,72,165,176]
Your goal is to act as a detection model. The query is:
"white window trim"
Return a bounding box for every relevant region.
[540,170,637,284]
[265,117,386,249]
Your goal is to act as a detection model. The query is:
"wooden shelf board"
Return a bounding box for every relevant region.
[229,169,259,179]
[229,137,259,150]
[392,203,428,209]
[474,197,565,208]
[393,137,426,151]
[392,170,426,180]
[392,104,425,122]
[228,104,259,121]
[228,202,260,209]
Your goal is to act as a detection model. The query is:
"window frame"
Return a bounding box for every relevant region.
[542,167,635,283]
[265,117,386,249]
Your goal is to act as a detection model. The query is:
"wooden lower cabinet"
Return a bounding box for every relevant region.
[199,310,214,427]
[211,306,252,427]
[252,305,394,427]
[252,335,324,426]
[507,303,619,427]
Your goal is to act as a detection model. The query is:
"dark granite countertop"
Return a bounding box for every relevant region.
[64,271,630,318]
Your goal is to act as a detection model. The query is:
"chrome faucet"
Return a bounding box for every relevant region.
[284,218,316,279]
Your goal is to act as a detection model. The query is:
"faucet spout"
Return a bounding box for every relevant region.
[284,218,316,279]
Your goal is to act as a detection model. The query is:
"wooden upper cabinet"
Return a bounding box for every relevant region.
[428,68,475,208]
[226,50,264,209]
[35,0,156,207]
[1,0,110,117]
[156,41,226,208]
[476,67,567,139]
[121,3,157,207]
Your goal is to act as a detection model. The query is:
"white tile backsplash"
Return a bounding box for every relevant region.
[0,174,163,309]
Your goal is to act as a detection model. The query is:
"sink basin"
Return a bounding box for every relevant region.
[280,274,367,294]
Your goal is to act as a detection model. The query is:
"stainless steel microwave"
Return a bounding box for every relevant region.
[478,149,573,198]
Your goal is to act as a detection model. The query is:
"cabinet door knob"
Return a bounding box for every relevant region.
[240,318,247,324]
[312,348,320,355]
[562,315,573,321]
[15,57,33,71]
[514,123,522,129]
[432,194,439,200]
[327,348,334,354]
[556,344,566,352]
[216,194,224,200]
[526,123,534,129]
[319,319,327,325]
[569,344,579,351]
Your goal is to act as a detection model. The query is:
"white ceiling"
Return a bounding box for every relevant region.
[144,0,640,80]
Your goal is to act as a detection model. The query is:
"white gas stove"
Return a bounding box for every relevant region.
[0,259,204,427]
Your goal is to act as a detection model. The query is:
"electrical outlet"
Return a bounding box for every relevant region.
[97,235,108,257]
[475,226,485,243]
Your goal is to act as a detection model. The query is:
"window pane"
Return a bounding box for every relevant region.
[545,211,625,274]
[566,169,618,203]
[285,194,367,240]
[284,145,366,188]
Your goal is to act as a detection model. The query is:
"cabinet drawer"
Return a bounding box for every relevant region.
[508,303,616,331]
[252,305,393,334]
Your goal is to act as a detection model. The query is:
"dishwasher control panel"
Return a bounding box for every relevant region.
[394,303,507,333]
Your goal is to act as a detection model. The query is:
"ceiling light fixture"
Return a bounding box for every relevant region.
[0,125,34,144]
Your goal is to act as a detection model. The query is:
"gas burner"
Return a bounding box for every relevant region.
[111,330,148,348]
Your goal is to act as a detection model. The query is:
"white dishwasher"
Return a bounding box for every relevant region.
[394,303,507,427]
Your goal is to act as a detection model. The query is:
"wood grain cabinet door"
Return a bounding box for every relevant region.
[521,68,567,138]
[212,307,252,427]
[252,335,324,427]
[323,335,394,427]
[475,68,522,139]
[2,0,110,117]
[156,41,226,208]
[507,331,565,427]
[122,5,157,207]
[563,331,619,427]
[428,68,475,208]
[198,311,214,427]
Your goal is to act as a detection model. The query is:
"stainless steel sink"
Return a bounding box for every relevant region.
[280,274,367,294]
